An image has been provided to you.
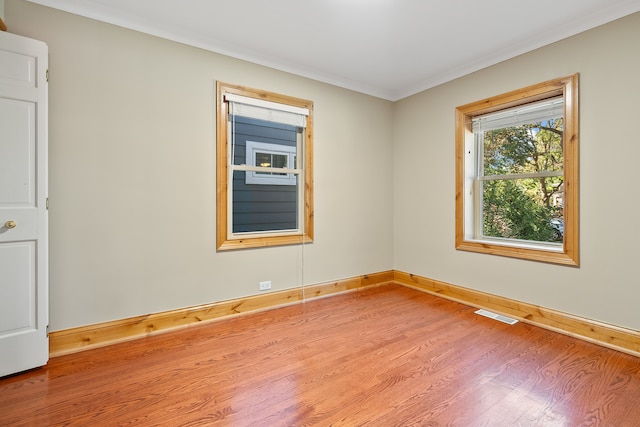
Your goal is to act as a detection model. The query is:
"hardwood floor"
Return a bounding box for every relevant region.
[2,284,640,426]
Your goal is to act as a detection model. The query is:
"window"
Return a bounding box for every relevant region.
[245,141,297,186]
[455,74,579,265]
[216,82,314,250]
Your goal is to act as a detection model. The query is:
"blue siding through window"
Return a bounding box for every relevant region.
[231,116,300,233]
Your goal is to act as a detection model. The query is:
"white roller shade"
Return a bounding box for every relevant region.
[473,97,563,133]
[225,93,308,127]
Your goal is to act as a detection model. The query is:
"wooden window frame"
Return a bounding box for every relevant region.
[455,74,579,266]
[216,82,314,251]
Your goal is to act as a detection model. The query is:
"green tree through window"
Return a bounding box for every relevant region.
[482,118,564,242]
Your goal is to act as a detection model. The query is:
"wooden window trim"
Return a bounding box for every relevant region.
[216,82,314,251]
[455,74,579,266]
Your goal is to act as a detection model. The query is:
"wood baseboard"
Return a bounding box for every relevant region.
[50,269,639,358]
[393,271,640,357]
[49,270,395,357]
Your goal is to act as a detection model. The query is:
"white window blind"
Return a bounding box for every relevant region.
[225,93,308,127]
[473,97,563,133]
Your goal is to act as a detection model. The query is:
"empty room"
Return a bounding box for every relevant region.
[1,0,640,425]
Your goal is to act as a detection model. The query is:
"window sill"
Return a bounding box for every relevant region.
[218,234,313,251]
[456,239,578,266]
[467,237,563,252]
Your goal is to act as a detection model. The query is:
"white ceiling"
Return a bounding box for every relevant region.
[28,0,640,100]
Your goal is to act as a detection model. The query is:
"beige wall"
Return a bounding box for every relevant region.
[6,0,394,331]
[6,0,640,333]
[394,11,640,330]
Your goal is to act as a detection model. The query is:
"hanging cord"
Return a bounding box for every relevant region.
[300,232,306,303]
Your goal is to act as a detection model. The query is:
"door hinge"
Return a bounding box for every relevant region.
[46,197,49,210]
[46,69,49,82]
[46,325,50,337]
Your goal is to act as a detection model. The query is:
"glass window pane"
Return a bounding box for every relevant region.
[255,152,272,168]
[232,170,299,233]
[255,152,288,176]
[483,118,563,176]
[231,116,299,167]
[482,178,563,243]
[272,153,287,169]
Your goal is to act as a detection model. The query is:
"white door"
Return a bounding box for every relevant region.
[0,31,48,377]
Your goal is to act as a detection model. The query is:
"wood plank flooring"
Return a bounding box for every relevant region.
[2,284,640,426]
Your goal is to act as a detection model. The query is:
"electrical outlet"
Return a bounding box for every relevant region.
[259,280,272,291]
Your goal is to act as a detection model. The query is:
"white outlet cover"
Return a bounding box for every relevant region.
[259,281,271,290]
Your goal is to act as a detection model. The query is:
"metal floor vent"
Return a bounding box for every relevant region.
[474,309,519,325]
